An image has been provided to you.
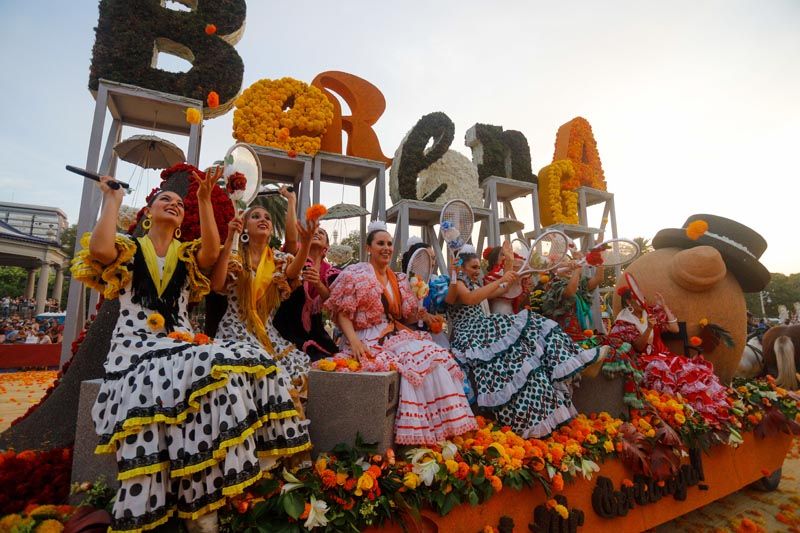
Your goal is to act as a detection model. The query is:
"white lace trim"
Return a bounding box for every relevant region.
[451,310,531,363]
[552,346,601,382]
[703,231,756,259]
[518,403,578,439]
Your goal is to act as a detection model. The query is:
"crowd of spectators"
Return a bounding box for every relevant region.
[0,296,61,319]
[0,314,63,344]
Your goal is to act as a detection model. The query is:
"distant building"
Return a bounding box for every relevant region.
[0,202,68,245]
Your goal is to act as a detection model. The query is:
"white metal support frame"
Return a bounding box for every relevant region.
[61,80,204,366]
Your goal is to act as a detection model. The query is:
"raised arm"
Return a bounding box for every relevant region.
[281,186,298,255]
[193,169,222,270]
[89,176,125,265]
[453,271,518,306]
[285,219,318,280]
[210,216,242,293]
[586,265,606,291]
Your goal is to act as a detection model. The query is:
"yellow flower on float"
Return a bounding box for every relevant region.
[445,459,459,474]
[403,472,420,490]
[603,440,614,453]
[674,413,686,424]
[354,473,374,496]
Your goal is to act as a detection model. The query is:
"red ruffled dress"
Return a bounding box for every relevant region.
[609,305,731,427]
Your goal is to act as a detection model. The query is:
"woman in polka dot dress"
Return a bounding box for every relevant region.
[209,194,315,391]
[72,174,310,533]
[446,246,608,439]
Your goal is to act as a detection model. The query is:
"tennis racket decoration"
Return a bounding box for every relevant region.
[578,238,640,268]
[222,143,262,252]
[439,199,474,283]
[406,247,434,327]
[517,230,571,276]
[503,238,531,298]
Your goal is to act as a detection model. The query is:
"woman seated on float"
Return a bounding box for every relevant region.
[74,174,310,533]
[483,242,530,315]
[324,221,477,445]
[400,236,449,348]
[210,187,316,389]
[273,225,341,361]
[445,244,608,438]
[538,245,605,339]
[609,273,730,427]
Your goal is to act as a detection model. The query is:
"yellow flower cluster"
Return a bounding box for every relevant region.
[232,77,334,155]
[537,160,579,226]
[553,117,606,190]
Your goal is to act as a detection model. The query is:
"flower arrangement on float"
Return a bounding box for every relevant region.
[0,504,77,533]
[0,377,797,530]
[232,77,334,155]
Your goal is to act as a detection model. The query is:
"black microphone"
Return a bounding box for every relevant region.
[66,165,130,190]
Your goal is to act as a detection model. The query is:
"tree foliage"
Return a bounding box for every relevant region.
[745,272,800,318]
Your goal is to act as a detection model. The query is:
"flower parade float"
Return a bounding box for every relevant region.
[1,2,797,531]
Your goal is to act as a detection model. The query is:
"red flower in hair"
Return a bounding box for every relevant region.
[482,247,494,260]
[616,285,631,297]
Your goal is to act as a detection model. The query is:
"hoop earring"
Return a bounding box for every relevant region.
[142,215,152,231]
[240,230,249,244]
[174,227,181,239]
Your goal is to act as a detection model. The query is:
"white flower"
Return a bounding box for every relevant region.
[280,468,304,494]
[413,459,440,486]
[440,441,458,461]
[304,495,330,530]
[579,459,600,480]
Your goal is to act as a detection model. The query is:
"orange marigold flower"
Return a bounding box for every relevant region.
[193,333,211,345]
[186,108,202,125]
[321,470,337,489]
[621,478,634,488]
[367,465,382,479]
[489,475,503,492]
[686,220,709,241]
[305,203,327,222]
[552,472,564,492]
[343,477,356,491]
[689,336,702,347]
[299,502,311,520]
[287,149,298,158]
[205,24,217,35]
[207,91,220,109]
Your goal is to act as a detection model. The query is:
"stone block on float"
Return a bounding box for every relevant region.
[70,379,119,502]
[306,370,400,457]
[570,372,627,419]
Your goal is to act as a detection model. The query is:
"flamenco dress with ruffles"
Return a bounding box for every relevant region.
[325,263,477,445]
[72,234,310,532]
[447,275,602,438]
[541,273,596,341]
[609,305,731,427]
[214,248,310,386]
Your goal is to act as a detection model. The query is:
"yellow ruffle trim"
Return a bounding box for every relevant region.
[70,233,136,300]
[108,471,265,532]
[95,363,279,455]
[168,408,304,479]
[178,239,211,303]
[118,460,170,481]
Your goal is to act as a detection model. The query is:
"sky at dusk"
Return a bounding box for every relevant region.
[0,0,798,273]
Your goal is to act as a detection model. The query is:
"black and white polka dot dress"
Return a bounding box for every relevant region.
[76,236,311,532]
[215,252,310,385]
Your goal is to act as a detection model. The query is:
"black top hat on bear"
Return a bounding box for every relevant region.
[652,214,770,293]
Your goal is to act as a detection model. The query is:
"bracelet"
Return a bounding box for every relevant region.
[667,318,678,324]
